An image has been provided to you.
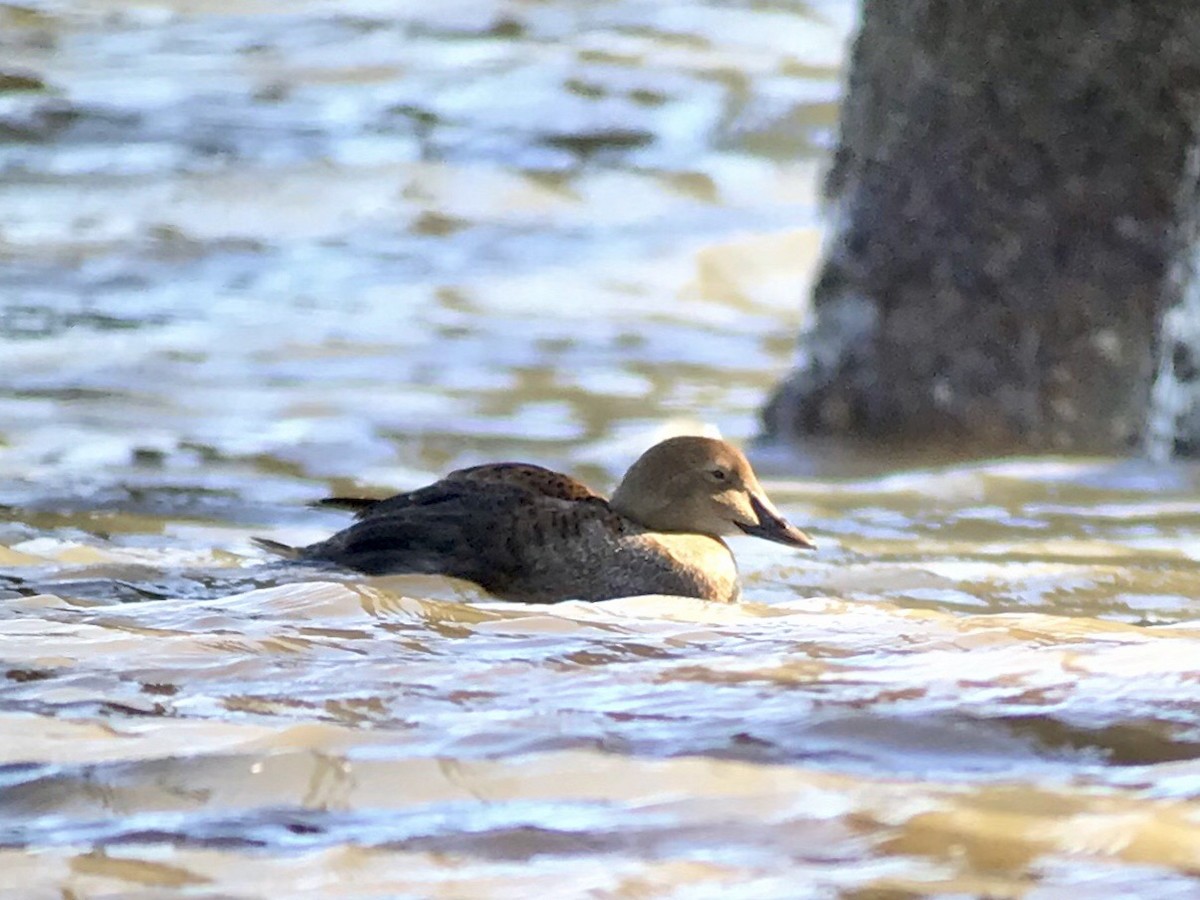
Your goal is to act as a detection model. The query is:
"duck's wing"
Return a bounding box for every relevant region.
[448,463,602,500]
[303,480,621,592]
[315,463,601,519]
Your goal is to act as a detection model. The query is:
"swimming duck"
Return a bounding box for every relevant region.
[253,436,815,603]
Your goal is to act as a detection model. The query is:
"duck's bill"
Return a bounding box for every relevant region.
[736,495,817,550]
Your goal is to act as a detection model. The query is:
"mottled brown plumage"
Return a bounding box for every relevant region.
[314,462,601,517]
[254,436,815,603]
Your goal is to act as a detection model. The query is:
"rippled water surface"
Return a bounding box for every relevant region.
[4,1,1200,897]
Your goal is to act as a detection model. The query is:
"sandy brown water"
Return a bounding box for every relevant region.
[3,1,1200,897]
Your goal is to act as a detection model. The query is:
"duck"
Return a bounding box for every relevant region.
[253,436,815,603]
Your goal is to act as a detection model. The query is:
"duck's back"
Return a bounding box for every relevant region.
[298,467,739,603]
[317,463,602,518]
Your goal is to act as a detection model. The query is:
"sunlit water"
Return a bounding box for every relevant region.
[3,2,1200,897]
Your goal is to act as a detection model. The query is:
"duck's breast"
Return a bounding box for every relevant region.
[500,515,739,603]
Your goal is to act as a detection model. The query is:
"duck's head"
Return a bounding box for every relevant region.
[610,436,816,550]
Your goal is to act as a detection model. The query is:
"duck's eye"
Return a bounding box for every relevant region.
[708,468,728,482]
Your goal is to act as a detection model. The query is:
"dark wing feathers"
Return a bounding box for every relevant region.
[301,480,617,587]
[313,497,378,514]
[448,463,601,501]
[308,503,502,579]
[314,463,601,520]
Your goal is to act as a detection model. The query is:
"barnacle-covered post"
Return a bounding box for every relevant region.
[765,0,1200,456]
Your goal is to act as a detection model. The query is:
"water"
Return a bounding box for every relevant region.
[3,1,1200,896]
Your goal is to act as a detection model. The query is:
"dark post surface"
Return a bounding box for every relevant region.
[765,0,1200,455]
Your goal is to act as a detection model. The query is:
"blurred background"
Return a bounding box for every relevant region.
[0,0,850,515]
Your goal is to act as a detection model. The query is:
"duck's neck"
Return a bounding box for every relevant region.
[609,482,650,525]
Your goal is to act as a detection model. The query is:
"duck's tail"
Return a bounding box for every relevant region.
[251,536,303,560]
[311,497,378,515]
